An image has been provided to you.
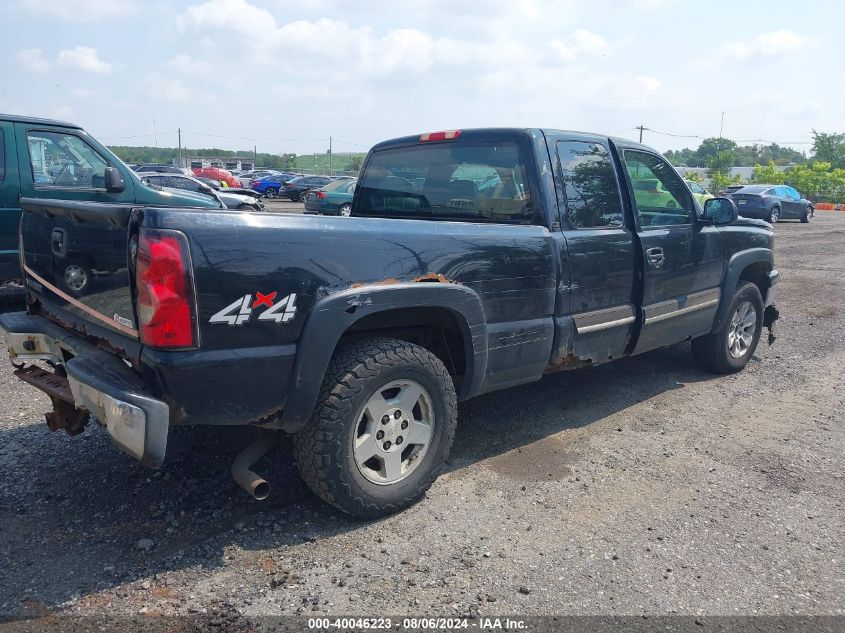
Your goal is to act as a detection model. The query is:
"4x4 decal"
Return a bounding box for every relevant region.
[209,292,297,326]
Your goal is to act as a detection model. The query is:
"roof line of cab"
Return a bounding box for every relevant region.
[0,112,80,128]
[369,127,658,153]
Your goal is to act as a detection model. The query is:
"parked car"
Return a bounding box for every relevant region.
[0,127,781,519]
[194,176,265,201]
[727,184,814,223]
[250,173,299,197]
[192,166,240,188]
[239,170,282,188]
[684,180,714,206]
[721,184,746,196]
[630,177,679,209]
[133,164,187,175]
[0,113,220,289]
[303,179,357,216]
[283,175,333,201]
[142,173,263,211]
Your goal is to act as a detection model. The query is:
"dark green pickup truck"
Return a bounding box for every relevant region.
[0,114,219,288]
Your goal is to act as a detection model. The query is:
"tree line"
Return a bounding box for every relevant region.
[107,145,366,174]
[675,130,845,201]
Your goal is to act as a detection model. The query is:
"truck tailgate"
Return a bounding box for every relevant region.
[19,198,138,341]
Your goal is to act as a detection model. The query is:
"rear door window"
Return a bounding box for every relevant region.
[622,150,693,228]
[556,141,623,228]
[27,130,109,189]
[357,142,535,224]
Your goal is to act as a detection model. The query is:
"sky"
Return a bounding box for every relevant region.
[1,0,843,157]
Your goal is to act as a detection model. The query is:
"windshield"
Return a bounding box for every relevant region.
[357,142,533,224]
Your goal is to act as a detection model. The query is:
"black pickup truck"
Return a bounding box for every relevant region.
[0,128,779,517]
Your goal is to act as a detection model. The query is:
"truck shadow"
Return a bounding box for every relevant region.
[0,340,721,617]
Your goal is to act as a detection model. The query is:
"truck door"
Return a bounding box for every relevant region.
[617,146,723,354]
[0,121,21,282]
[552,137,637,366]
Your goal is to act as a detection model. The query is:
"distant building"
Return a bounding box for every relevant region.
[175,156,254,171]
[675,165,793,186]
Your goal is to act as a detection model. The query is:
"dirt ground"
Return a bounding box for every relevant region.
[0,213,842,627]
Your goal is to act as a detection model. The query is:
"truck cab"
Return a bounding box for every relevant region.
[0,114,220,285]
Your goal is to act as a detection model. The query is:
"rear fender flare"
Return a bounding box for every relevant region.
[279,283,487,433]
[712,248,773,332]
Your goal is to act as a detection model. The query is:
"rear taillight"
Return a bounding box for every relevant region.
[135,229,197,349]
[250,180,259,187]
[316,191,326,199]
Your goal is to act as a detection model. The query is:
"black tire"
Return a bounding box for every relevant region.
[299,190,309,202]
[801,205,812,223]
[265,188,278,198]
[691,282,764,374]
[294,337,457,518]
[338,203,352,217]
[768,206,780,224]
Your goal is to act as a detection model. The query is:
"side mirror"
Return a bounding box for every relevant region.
[104,166,125,193]
[702,197,738,225]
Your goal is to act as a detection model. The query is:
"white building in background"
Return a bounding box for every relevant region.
[675,165,793,185]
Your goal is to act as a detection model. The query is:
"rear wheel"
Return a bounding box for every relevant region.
[692,282,763,374]
[768,206,780,223]
[338,203,352,217]
[294,337,457,518]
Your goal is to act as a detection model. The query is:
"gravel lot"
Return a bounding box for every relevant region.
[0,213,843,625]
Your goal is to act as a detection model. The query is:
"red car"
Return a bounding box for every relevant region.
[191,167,240,188]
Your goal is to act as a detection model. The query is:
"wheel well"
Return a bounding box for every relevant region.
[338,307,468,384]
[739,261,771,298]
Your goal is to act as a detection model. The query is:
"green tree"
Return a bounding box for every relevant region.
[811,130,845,169]
[752,161,785,184]
[684,170,704,183]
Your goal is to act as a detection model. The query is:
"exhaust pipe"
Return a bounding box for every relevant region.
[231,431,278,500]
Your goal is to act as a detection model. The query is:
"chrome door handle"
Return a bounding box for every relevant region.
[646,247,665,268]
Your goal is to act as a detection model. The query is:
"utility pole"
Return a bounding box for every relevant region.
[328,136,332,177]
[178,128,182,168]
[253,145,257,169]
[636,124,646,143]
[719,112,725,139]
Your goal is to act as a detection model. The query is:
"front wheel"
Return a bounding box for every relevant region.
[294,338,457,518]
[801,205,813,223]
[299,190,309,202]
[265,188,278,198]
[769,206,780,224]
[691,282,764,374]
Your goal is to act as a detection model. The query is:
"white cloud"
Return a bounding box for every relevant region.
[166,54,210,74]
[17,0,135,20]
[550,29,609,60]
[722,29,810,60]
[57,47,113,74]
[15,48,51,72]
[145,75,192,103]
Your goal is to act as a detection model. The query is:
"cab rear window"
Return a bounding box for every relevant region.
[0,129,5,183]
[357,143,535,224]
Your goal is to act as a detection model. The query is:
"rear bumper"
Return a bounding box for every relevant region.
[0,311,169,468]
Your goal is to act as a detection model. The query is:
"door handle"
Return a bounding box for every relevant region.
[646,247,665,268]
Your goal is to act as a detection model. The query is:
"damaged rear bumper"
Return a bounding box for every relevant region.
[0,311,169,468]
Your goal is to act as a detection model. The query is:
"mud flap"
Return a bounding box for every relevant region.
[763,305,779,345]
